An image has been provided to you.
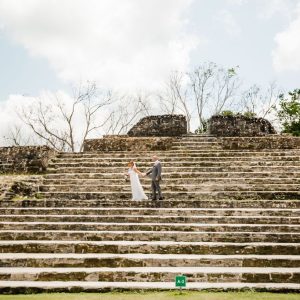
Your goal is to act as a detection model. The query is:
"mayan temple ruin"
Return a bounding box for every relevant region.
[0,114,299,293]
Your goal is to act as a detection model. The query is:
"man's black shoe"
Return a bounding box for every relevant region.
[152,198,157,201]
[159,197,163,200]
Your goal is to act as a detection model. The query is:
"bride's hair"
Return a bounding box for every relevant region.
[128,161,135,168]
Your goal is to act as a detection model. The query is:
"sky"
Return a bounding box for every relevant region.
[0,0,300,144]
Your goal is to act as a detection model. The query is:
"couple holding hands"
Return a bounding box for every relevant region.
[126,155,163,201]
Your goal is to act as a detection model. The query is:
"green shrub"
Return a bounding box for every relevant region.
[277,89,300,136]
[220,110,235,117]
[243,111,257,118]
[195,121,208,134]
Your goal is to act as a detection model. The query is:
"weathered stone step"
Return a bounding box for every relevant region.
[40,183,300,193]
[2,199,298,209]
[39,190,300,200]
[0,240,298,254]
[0,230,298,243]
[171,142,221,146]
[0,267,299,283]
[182,134,216,137]
[1,214,299,224]
[178,137,218,141]
[171,146,222,150]
[1,253,298,268]
[0,281,299,293]
[47,166,300,174]
[42,177,300,186]
[52,156,300,164]
[57,150,300,157]
[1,222,298,233]
[2,207,299,217]
[48,161,300,168]
[172,144,223,148]
[44,171,300,180]
[173,139,218,143]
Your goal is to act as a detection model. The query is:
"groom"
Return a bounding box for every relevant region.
[146,155,163,200]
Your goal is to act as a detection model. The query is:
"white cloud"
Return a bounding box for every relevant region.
[0,94,34,146]
[272,2,300,72]
[214,10,241,37]
[0,0,199,92]
[226,0,248,6]
[258,0,296,20]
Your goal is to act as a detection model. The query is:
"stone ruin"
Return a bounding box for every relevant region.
[0,145,57,174]
[0,113,300,293]
[208,114,276,137]
[127,114,187,137]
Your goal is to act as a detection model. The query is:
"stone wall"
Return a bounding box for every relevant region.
[0,175,43,201]
[127,115,187,137]
[220,136,300,150]
[208,115,276,137]
[84,136,177,152]
[0,146,57,174]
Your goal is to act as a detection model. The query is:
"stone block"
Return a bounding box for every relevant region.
[220,136,300,150]
[208,115,276,137]
[83,136,177,152]
[0,146,57,174]
[127,115,187,137]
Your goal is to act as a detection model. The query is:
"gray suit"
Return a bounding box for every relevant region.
[146,161,163,200]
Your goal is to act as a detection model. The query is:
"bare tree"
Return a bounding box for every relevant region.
[105,93,152,135]
[18,82,113,152]
[78,85,113,151]
[212,66,240,115]
[188,62,215,131]
[240,82,281,119]
[3,125,33,146]
[159,63,240,133]
[159,71,192,132]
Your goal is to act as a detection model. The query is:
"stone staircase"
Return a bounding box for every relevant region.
[0,135,300,293]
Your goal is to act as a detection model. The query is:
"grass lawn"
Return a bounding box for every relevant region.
[0,292,299,300]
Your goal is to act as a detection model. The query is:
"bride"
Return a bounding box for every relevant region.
[126,161,148,201]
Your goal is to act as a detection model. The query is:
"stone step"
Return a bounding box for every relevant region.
[170,146,222,150]
[52,155,300,166]
[173,139,219,143]
[172,139,218,142]
[0,240,299,255]
[1,222,298,233]
[39,190,300,200]
[182,134,216,137]
[43,171,300,180]
[40,183,300,193]
[48,161,300,168]
[56,151,300,159]
[42,177,300,185]
[1,214,299,224]
[2,207,299,217]
[171,142,221,145]
[0,267,299,283]
[2,199,298,209]
[0,230,298,243]
[47,166,300,173]
[0,281,299,293]
[178,137,218,142]
[1,253,298,268]
[57,149,300,156]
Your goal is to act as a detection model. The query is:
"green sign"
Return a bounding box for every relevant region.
[175,275,186,287]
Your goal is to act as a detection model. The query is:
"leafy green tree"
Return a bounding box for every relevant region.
[277,89,300,136]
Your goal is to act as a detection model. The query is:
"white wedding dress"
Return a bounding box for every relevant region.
[128,167,148,201]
